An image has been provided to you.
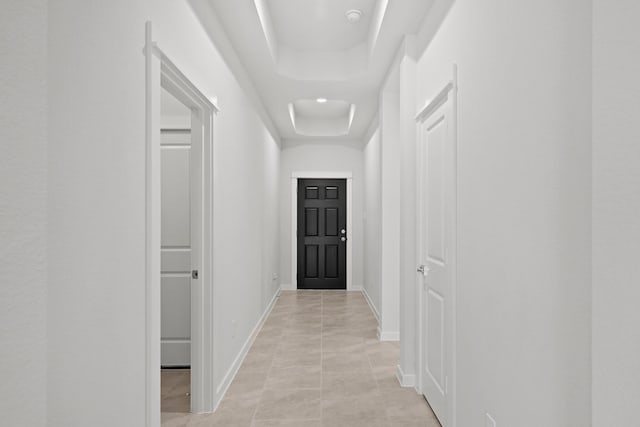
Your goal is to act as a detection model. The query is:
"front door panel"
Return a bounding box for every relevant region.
[297,179,347,289]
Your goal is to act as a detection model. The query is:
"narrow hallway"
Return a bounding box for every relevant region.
[161,291,439,426]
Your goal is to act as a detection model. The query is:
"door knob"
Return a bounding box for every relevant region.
[341,229,346,235]
[417,265,429,276]
[341,236,347,242]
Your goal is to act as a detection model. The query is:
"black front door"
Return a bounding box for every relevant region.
[297,179,347,289]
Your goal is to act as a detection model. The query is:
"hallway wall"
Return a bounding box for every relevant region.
[279,140,364,291]
[378,73,401,340]
[47,1,280,426]
[363,127,382,318]
[415,0,592,425]
[0,1,47,426]
[592,1,640,424]
[262,130,281,311]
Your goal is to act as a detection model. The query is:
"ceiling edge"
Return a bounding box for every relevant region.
[414,0,455,61]
[187,0,282,146]
[288,101,357,137]
[363,113,380,144]
[281,138,366,151]
[253,0,279,64]
[367,0,390,57]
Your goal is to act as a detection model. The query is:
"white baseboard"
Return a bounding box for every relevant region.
[378,327,400,342]
[396,365,416,388]
[213,286,281,409]
[362,288,398,342]
[361,287,380,324]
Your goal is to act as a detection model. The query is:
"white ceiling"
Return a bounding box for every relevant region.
[269,0,376,51]
[197,0,435,142]
[290,99,355,137]
[295,99,352,119]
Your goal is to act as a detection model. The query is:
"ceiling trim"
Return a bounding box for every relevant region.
[364,113,380,143]
[251,0,390,82]
[200,0,438,142]
[287,103,296,130]
[253,0,279,63]
[188,0,281,145]
[348,104,356,130]
[367,0,390,57]
[288,100,357,137]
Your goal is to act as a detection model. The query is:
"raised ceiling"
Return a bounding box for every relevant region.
[194,0,435,142]
[289,99,355,137]
[269,0,376,51]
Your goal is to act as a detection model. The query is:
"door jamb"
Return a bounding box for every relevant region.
[144,22,219,425]
[414,65,458,427]
[290,171,353,291]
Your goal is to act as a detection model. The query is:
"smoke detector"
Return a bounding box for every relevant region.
[345,9,363,23]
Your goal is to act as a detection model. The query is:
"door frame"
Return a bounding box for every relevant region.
[290,172,353,291]
[414,65,458,427]
[144,22,219,424]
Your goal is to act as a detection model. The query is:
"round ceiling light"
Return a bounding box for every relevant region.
[345,9,363,23]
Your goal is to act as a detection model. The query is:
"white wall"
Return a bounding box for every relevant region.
[363,128,382,318]
[397,39,419,381]
[47,2,280,425]
[416,0,592,425]
[279,140,364,290]
[379,72,401,340]
[261,129,281,310]
[0,1,47,425]
[592,1,640,425]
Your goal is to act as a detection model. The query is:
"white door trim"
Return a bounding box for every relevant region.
[290,171,353,291]
[144,22,219,424]
[415,65,458,427]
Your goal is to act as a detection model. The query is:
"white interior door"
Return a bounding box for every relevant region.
[417,90,455,426]
[160,129,192,367]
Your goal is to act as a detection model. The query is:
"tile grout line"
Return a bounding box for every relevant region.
[249,298,279,427]
[365,329,392,427]
[193,291,416,427]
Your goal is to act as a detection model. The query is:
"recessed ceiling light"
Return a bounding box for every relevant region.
[316,98,328,103]
[345,9,363,23]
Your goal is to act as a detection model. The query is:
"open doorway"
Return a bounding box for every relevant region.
[144,22,218,424]
[160,88,192,413]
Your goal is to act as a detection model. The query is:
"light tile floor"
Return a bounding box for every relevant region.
[162,290,441,427]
